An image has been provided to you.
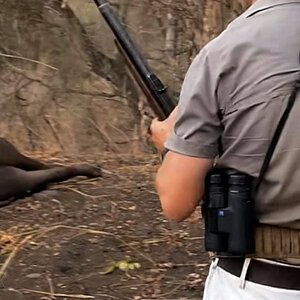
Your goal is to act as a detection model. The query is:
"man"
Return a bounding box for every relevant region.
[151,0,300,298]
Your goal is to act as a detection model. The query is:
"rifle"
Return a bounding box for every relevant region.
[93,0,177,120]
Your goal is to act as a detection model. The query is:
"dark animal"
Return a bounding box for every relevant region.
[0,138,102,206]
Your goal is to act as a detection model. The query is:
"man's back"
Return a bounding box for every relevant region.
[207,0,300,228]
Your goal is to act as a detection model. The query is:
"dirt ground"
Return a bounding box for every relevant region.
[0,154,209,300]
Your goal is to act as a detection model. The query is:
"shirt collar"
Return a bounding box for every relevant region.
[245,0,300,17]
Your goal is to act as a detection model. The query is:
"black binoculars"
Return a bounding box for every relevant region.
[203,168,256,255]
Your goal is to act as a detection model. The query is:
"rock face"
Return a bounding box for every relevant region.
[0,0,245,157]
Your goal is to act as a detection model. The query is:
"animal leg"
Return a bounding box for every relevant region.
[0,164,102,204]
[0,138,48,170]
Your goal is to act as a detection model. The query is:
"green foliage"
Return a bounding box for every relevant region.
[100,256,141,275]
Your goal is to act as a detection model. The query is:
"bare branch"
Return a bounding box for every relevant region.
[0,52,58,71]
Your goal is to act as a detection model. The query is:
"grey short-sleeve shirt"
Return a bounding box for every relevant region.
[165,0,300,228]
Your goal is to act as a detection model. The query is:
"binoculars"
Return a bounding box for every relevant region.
[203,169,256,255]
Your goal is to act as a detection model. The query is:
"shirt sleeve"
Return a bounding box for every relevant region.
[165,47,222,158]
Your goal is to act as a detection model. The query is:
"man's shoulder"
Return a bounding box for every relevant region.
[204,11,249,55]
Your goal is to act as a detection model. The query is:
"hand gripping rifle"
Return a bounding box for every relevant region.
[93,0,177,120]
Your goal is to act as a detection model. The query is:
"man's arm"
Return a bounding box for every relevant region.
[151,48,221,222]
[151,109,213,222]
[156,151,213,222]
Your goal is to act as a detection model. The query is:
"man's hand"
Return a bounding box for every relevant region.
[150,106,178,152]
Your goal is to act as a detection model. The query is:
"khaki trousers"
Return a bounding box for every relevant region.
[203,259,300,300]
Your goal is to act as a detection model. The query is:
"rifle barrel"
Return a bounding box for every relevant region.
[93,0,176,119]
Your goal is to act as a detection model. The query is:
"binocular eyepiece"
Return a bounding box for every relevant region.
[203,169,256,255]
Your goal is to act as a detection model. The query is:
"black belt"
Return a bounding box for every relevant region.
[218,257,300,290]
